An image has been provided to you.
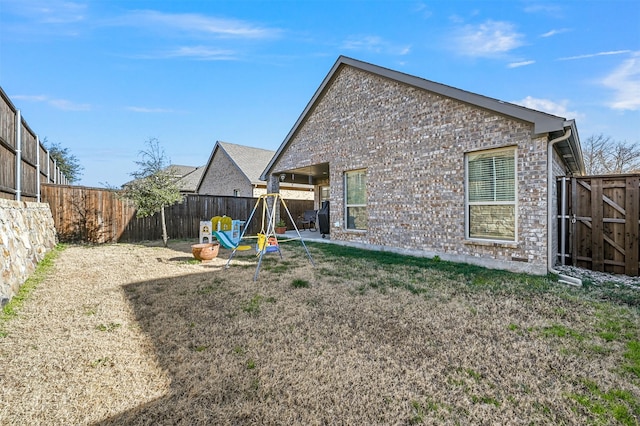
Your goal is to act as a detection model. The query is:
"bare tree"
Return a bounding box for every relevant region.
[582,134,640,175]
[608,141,640,174]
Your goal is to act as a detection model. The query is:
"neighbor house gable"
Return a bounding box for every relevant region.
[197,142,256,197]
[196,141,314,198]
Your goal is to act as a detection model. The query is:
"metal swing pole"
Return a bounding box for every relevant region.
[280,197,315,267]
[254,194,283,281]
[225,195,262,268]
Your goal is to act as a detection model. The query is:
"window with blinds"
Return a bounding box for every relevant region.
[466,147,516,241]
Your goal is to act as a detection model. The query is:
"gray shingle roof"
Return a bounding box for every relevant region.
[217,141,276,183]
[174,166,205,192]
[262,55,584,179]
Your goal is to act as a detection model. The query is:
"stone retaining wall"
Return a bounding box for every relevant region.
[0,199,57,307]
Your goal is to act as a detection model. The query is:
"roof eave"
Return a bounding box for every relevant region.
[261,56,585,178]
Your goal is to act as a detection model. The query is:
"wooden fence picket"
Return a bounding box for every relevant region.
[560,174,640,276]
[41,184,314,244]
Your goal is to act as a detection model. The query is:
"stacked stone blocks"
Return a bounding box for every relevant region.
[0,199,57,307]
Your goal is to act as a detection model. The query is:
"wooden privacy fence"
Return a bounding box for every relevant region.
[0,87,69,201]
[557,175,639,276]
[42,184,314,243]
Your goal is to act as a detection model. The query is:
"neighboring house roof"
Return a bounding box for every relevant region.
[219,141,276,184]
[196,141,279,192]
[262,55,585,180]
[167,165,205,193]
[122,164,203,192]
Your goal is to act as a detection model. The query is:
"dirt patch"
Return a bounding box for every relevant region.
[0,241,638,425]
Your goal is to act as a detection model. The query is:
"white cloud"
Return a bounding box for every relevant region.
[452,20,524,58]
[508,60,535,68]
[540,28,570,38]
[3,0,87,24]
[513,96,582,119]
[48,99,91,111]
[412,2,433,18]
[601,53,640,110]
[160,46,237,60]
[341,35,411,55]
[116,10,281,39]
[125,106,176,113]
[10,94,48,102]
[523,4,564,15]
[11,94,91,111]
[558,50,631,61]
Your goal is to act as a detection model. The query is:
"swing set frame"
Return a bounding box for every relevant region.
[225,193,315,280]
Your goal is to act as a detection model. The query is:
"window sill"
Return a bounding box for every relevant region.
[464,239,519,249]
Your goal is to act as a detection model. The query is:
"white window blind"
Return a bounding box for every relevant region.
[468,150,515,203]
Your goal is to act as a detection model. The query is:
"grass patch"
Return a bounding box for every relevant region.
[541,323,584,341]
[291,279,310,288]
[594,306,637,342]
[90,357,114,368]
[312,243,558,297]
[471,395,501,406]
[262,259,294,274]
[96,322,121,332]
[568,379,640,426]
[0,244,65,337]
[242,294,276,315]
[196,283,222,295]
[312,242,640,307]
[623,340,640,379]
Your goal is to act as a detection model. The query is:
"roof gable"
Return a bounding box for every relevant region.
[196,141,277,191]
[262,56,584,179]
[218,141,276,183]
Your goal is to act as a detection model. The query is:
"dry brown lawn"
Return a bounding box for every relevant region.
[0,240,638,425]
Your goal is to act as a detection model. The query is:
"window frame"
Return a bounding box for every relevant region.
[465,147,518,242]
[344,168,367,231]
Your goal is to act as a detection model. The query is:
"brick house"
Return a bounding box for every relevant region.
[261,56,585,276]
[197,141,313,199]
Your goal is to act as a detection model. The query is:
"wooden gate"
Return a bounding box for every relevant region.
[558,175,639,276]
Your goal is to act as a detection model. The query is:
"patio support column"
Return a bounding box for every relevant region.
[266,174,281,222]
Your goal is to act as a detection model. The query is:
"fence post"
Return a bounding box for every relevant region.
[15,110,22,201]
[36,135,41,202]
[626,176,639,276]
[46,149,50,183]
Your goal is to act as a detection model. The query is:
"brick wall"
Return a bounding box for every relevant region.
[270,65,562,275]
[198,150,252,197]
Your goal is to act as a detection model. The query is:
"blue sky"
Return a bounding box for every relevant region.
[1,0,638,187]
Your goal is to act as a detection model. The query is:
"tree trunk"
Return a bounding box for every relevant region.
[161,205,168,247]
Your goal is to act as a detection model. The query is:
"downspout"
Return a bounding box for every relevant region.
[548,129,582,286]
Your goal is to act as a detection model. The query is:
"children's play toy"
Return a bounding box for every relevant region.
[226,193,315,280]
